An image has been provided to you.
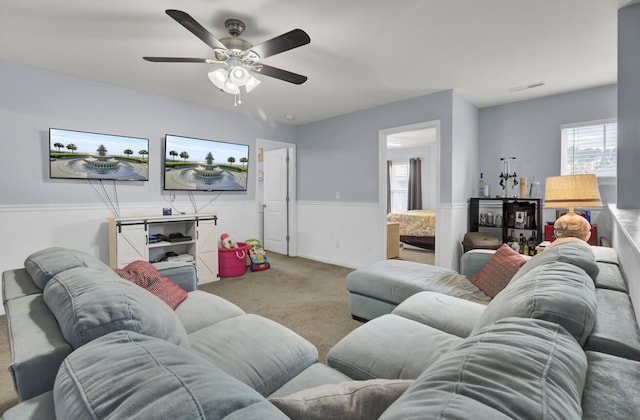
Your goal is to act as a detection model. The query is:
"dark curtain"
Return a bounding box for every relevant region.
[387,160,392,213]
[407,158,422,210]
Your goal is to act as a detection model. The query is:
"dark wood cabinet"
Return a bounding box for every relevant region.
[469,198,543,244]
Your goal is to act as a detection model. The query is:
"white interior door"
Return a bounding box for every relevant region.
[263,148,289,254]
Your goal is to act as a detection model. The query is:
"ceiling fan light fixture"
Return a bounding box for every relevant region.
[229,66,251,86]
[208,68,239,94]
[244,74,261,93]
[208,68,228,89]
[222,79,240,95]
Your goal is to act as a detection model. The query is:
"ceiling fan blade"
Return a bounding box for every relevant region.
[165,9,227,51]
[257,64,307,85]
[143,57,210,63]
[248,29,310,59]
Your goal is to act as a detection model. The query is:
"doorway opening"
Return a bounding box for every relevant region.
[379,121,440,265]
[256,138,297,256]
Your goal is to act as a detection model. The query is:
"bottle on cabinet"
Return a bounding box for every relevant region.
[507,229,518,251]
[478,173,489,198]
[528,231,537,256]
[518,233,525,254]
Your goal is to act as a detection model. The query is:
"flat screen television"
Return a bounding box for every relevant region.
[163,134,249,191]
[49,128,149,181]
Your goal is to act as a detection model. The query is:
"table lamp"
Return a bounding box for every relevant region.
[544,174,602,242]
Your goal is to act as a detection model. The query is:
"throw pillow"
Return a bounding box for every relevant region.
[115,260,188,310]
[269,379,413,420]
[467,243,527,298]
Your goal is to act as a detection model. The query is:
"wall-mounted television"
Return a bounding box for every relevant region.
[163,134,249,191]
[49,128,149,181]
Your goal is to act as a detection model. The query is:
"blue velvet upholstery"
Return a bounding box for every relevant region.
[510,239,599,283]
[381,318,587,419]
[53,331,288,420]
[43,266,189,349]
[188,314,319,396]
[24,247,111,290]
[471,261,597,346]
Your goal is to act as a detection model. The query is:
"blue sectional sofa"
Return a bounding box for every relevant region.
[330,239,640,418]
[2,247,352,419]
[3,241,640,418]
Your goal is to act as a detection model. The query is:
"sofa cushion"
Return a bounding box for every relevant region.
[269,363,353,399]
[594,261,628,292]
[591,245,619,265]
[582,351,640,419]
[24,247,111,290]
[510,239,599,283]
[175,290,246,334]
[327,314,463,380]
[270,379,413,420]
[466,244,527,297]
[43,267,189,349]
[471,261,597,346]
[391,291,485,338]
[380,318,587,420]
[188,314,318,397]
[53,330,287,419]
[114,260,188,309]
[584,288,640,361]
[2,391,55,420]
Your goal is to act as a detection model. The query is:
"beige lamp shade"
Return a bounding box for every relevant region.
[544,174,602,242]
[544,174,602,210]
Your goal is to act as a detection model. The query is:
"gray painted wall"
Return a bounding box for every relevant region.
[452,92,480,204]
[296,90,456,204]
[0,60,296,207]
[478,84,617,203]
[0,58,620,264]
[617,3,640,208]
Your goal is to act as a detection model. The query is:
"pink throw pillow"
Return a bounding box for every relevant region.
[115,260,188,310]
[467,244,527,298]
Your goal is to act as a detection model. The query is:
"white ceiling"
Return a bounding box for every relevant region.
[388,128,437,150]
[0,0,635,125]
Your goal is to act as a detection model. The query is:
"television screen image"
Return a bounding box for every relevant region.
[164,134,249,191]
[49,128,149,181]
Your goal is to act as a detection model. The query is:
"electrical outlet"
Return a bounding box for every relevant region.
[336,240,340,248]
[335,191,340,200]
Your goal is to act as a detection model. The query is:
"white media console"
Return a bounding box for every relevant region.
[108,213,219,284]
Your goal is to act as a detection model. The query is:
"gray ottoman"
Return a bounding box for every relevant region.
[346,259,490,321]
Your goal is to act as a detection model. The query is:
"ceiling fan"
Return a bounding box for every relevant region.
[143,9,310,103]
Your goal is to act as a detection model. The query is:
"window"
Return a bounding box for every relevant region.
[390,162,409,212]
[561,119,617,178]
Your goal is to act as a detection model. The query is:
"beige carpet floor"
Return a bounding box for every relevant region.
[397,246,435,265]
[0,252,372,414]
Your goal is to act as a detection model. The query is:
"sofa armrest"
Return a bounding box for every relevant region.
[459,249,496,276]
[155,263,198,292]
[5,294,72,401]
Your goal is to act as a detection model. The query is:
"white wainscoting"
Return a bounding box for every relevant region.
[0,201,259,314]
[2,199,471,314]
[436,203,469,271]
[296,201,467,271]
[296,201,383,269]
[610,206,640,326]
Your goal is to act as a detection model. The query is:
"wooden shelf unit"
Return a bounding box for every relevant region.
[108,213,219,284]
[469,198,543,245]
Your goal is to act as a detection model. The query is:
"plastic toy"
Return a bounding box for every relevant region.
[220,233,236,249]
[245,238,270,271]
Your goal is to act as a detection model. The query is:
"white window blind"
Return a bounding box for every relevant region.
[561,119,617,178]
